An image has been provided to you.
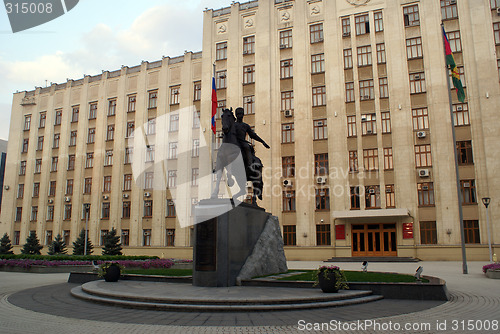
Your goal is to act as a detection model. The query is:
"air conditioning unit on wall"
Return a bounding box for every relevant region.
[419,169,430,178]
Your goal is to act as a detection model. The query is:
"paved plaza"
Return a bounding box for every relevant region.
[0,261,498,333]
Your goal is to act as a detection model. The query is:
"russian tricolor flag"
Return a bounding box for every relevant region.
[211,77,217,134]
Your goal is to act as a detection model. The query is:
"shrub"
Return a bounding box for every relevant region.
[48,234,67,255]
[72,229,93,255]
[101,228,122,256]
[0,233,14,255]
[21,232,43,255]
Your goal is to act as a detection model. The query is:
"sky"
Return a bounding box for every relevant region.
[0,0,233,141]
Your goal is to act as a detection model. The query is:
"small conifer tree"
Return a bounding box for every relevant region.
[48,234,67,255]
[72,229,93,255]
[0,233,14,255]
[21,232,43,255]
[102,228,122,256]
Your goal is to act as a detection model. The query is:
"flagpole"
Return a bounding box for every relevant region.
[441,23,468,274]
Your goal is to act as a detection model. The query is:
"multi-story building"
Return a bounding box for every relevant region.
[1,0,499,260]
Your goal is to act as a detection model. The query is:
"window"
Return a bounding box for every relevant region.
[386,185,395,208]
[22,139,29,153]
[280,59,293,79]
[20,161,26,175]
[449,66,466,88]
[24,115,31,130]
[363,149,379,171]
[15,208,22,222]
[406,37,423,59]
[313,119,327,140]
[281,91,294,112]
[243,35,255,54]
[492,0,500,9]
[281,123,294,143]
[417,182,435,207]
[35,159,42,173]
[311,54,325,73]
[104,150,113,166]
[279,29,292,48]
[216,41,227,60]
[315,188,330,211]
[169,114,179,132]
[282,156,295,178]
[101,203,110,220]
[144,202,153,219]
[460,180,477,204]
[456,141,473,165]
[495,23,500,45]
[361,114,376,135]
[69,131,77,146]
[415,144,432,167]
[379,77,388,98]
[216,71,227,89]
[84,178,92,194]
[63,204,72,220]
[463,220,480,244]
[347,116,356,137]
[121,229,130,245]
[243,65,255,84]
[283,225,296,246]
[403,5,420,27]
[124,147,133,164]
[349,151,358,172]
[310,23,323,43]
[312,86,326,106]
[68,155,75,170]
[82,204,91,220]
[33,183,40,197]
[343,49,353,69]
[193,82,201,101]
[216,100,226,119]
[167,200,176,217]
[409,72,426,94]
[53,133,60,148]
[108,99,116,116]
[31,206,38,221]
[420,221,437,244]
[243,95,255,115]
[192,139,200,157]
[106,125,115,141]
[345,82,355,102]
[376,44,386,64]
[87,128,95,144]
[66,179,73,195]
[355,14,370,35]
[47,206,54,221]
[384,148,393,170]
[447,31,462,52]
[168,142,177,160]
[88,103,97,120]
[39,112,46,128]
[359,80,374,100]
[126,121,135,137]
[148,90,158,109]
[170,86,180,105]
[165,229,175,246]
[315,153,329,175]
[316,224,331,246]
[103,176,112,193]
[167,170,176,188]
[192,168,199,186]
[374,11,383,32]
[17,184,24,199]
[381,111,391,133]
[48,181,56,197]
[85,153,93,168]
[63,231,70,245]
[412,108,429,130]
[453,103,470,126]
[140,172,153,191]
[54,109,62,125]
[128,95,136,112]
[147,118,156,135]
[37,136,44,151]
[365,185,381,209]
[71,106,79,122]
[441,0,458,20]
[350,186,360,209]
[342,17,351,36]
[357,46,372,66]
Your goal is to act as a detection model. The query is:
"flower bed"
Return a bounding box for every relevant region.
[482,263,500,273]
[0,258,176,270]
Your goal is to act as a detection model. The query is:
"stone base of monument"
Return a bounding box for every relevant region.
[193,199,287,287]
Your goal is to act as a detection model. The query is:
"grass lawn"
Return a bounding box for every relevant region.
[278,270,429,283]
[123,268,192,276]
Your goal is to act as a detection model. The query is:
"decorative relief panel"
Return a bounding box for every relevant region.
[309,2,322,16]
[217,22,227,34]
[243,15,255,29]
[346,0,371,6]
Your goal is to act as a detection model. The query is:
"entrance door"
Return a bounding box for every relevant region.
[352,223,397,256]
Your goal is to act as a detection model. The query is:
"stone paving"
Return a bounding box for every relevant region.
[0,261,498,333]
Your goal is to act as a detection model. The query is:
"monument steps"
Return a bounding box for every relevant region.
[325,256,419,263]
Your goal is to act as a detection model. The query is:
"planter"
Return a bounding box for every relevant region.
[103,264,121,282]
[317,271,339,293]
[486,269,500,279]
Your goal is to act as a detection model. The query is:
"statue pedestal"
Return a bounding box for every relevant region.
[193,199,287,287]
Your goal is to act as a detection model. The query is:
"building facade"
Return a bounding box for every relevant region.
[1,0,499,260]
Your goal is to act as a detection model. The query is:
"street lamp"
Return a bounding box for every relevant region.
[482,197,492,262]
[83,204,91,256]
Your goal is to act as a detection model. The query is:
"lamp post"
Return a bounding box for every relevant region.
[482,197,492,262]
[83,204,90,256]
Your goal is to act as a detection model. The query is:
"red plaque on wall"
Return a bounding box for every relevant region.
[335,224,346,240]
[403,222,413,239]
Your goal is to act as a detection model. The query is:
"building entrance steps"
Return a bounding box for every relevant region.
[71,280,382,311]
[325,256,419,263]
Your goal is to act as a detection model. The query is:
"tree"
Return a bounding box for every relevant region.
[48,234,67,255]
[21,232,43,255]
[0,233,14,255]
[72,229,93,255]
[101,228,122,256]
